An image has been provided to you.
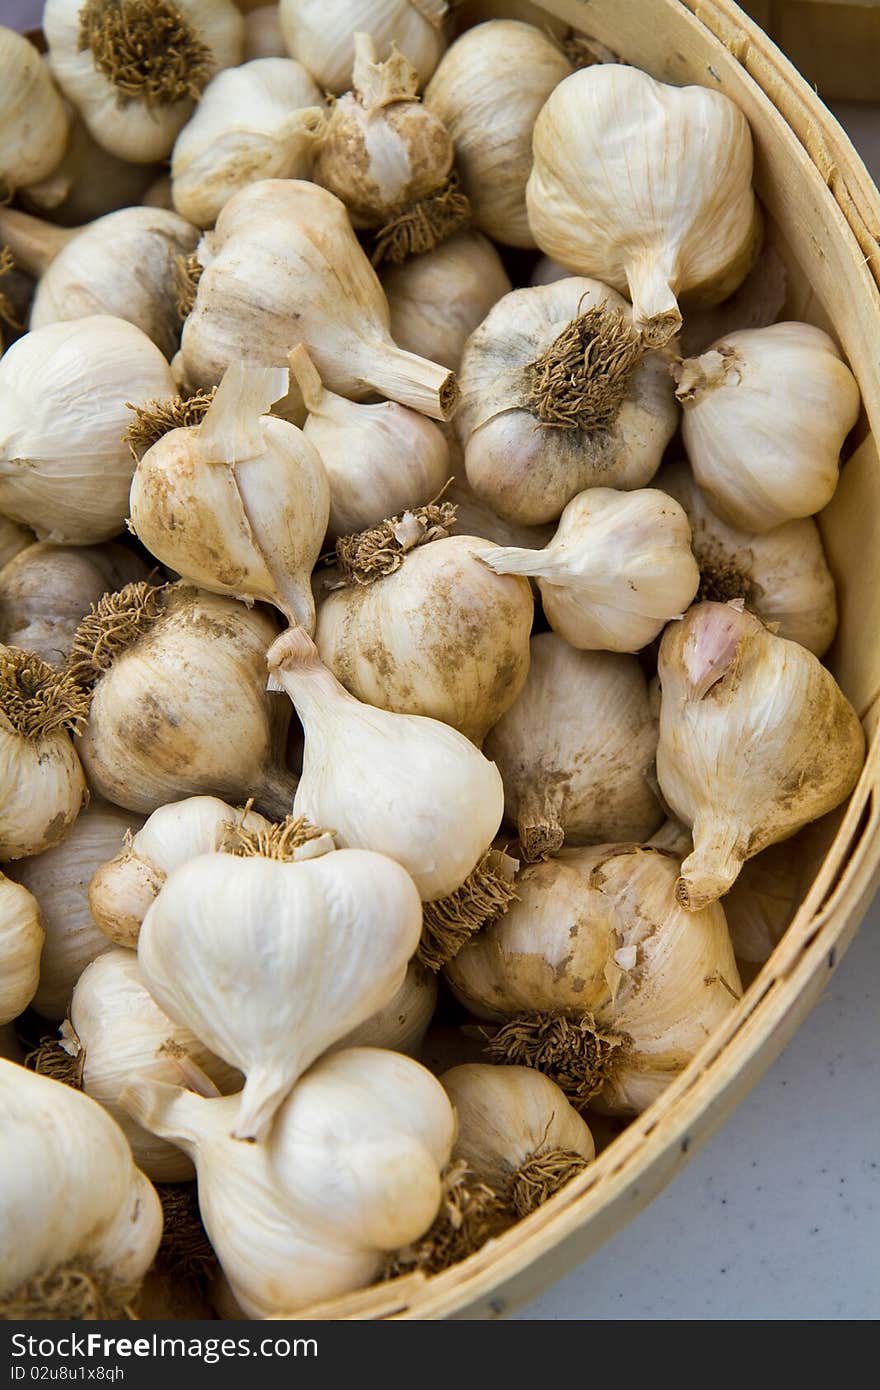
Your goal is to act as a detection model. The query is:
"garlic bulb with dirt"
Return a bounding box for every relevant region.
[527,66,760,345]
[0,28,69,198]
[0,516,31,571]
[484,633,662,860]
[243,5,286,60]
[0,541,151,667]
[0,316,176,545]
[21,107,163,226]
[139,846,422,1140]
[123,1047,454,1317]
[288,344,449,539]
[674,324,861,532]
[70,582,295,818]
[446,845,741,1114]
[180,180,457,421]
[425,22,572,248]
[0,1060,162,1320]
[335,960,437,1057]
[279,0,448,94]
[657,601,865,910]
[129,364,329,629]
[658,459,838,657]
[44,0,245,164]
[171,58,325,230]
[0,874,43,1025]
[478,488,699,652]
[457,278,678,526]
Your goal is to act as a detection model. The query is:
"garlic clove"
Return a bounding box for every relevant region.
[0,873,44,1026]
[243,5,287,60]
[279,0,448,94]
[333,960,438,1057]
[0,28,70,197]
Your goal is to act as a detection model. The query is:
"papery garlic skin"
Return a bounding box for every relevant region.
[527,66,760,344]
[479,488,699,652]
[0,28,69,195]
[22,106,163,227]
[0,316,176,545]
[425,22,571,247]
[243,6,286,60]
[0,874,44,1026]
[657,602,865,910]
[334,960,437,1057]
[457,278,678,526]
[445,475,553,553]
[484,633,662,860]
[171,58,325,230]
[658,460,838,656]
[280,0,447,94]
[0,516,32,573]
[675,324,861,532]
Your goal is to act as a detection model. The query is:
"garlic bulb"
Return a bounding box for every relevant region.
[478,488,699,652]
[22,107,163,226]
[139,847,422,1140]
[0,541,151,666]
[674,324,861,532]
[0,1060,162,1319]
[0,316,176,544]
[0,645,88,863]
[71,582,295,817]
[129,364,329,629]
[445,475,553,553]
[527,66,760,345]
[425,22,572,247]
[0,28,69,196]
[382,231,512,372]
[243,5,286,60]
[657,460,838,657]
[44,0,245,164]
[316,535,533,743]
[447,845,741,1114]
[484,633,662,860]
[288,344,449,539]
[0,515,31,571]
[335,960,437,1057]
[280,0,448,93]
[7,798,143,1021]
[657,602,865,909]
[0,874,43,1025]
[457,278,678,525]
[722,838,800,966]
[180,180,457,421]
[69,949,242,1180]
[171,58,325,230]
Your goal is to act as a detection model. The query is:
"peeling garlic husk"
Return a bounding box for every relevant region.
[425,21,572,247]
[675,323,861,532]
[171,58,325,230]
[335,960,438,1057]
[0,516,32,571]
[657,601,865,910]
[243,5,286,60]
[478,487,699,652]
[0,873,44,1026]
[527,65,760,345]
[0,28,69,197]
[457,278,678,526]
[484,632,662,861]
[657,459,838,656]
[280,0,448,94]
[21,104,164,226]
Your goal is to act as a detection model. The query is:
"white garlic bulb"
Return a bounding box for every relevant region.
[0,1060,162,1319]
[447,845,741,1114]
[171,58,325,230]
[0,28,69,196]
[123,1047,454,1317]
[657,460,838,656]
[675,324,861,532]
[657,601,865,910]
[280,0,448,93]
[335,960,437,1057]
[0,316,176,545]
[484,633,662,860]
[0,515,32,571]
[445,475,553,553]
[44,0,245,164]
[478,488,699,652]
[22,106,163,227]
[0,873,43,1026]
[130,364,329,629]
[269,626,505,901]
[457,278,678,525]
[527,66,760,345]
[243,6,286,60]
[425,21,572,247]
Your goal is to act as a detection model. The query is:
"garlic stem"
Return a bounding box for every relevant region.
[516,791,565,863]
[676,820,744,911]
[267,625,349,718]
[364,340,459,421]
[287,343,325,417]
[0,206,77,277]
[626,252,682,346]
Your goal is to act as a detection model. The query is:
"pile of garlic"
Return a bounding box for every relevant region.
[0,4,868,1321]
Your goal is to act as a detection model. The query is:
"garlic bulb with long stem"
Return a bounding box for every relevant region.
[674,324,861,532]
[44,0,245,164]
[0,28,69,198]
[171,58,325,230]
[477,488,699,652]
[0,515,31,571]
[0,874,44,1026]
[335,960,437,1057]
[0,316,176,545]
[657,459,838,656]
[279,0,448,93]
[180,180,457,421]
[129,364,329,630]
[21,107,163,226]
[484,633,662,861]
[527,66,760,345]
[0,1060,162,1320]
[243,5,286,60]
[425,22,572,248]
[457,278,678,526]
[657,602,865,910]
[70,582,295,818]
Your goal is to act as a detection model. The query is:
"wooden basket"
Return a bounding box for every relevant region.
[306,0,880,1320]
